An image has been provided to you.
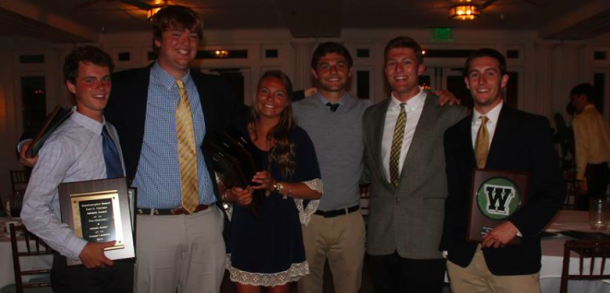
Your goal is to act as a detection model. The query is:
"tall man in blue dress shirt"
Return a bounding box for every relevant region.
[20,5,246,293]
[21,46,133,293]
[104,6,246,293]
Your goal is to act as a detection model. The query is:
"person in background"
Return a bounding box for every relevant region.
[570,83,610,210]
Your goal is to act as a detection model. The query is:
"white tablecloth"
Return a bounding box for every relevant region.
[540,210,610,293]
[0,218,53,289]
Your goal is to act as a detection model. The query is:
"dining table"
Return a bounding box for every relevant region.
[540,209,610,293]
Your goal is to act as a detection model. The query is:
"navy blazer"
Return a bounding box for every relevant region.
[104,65,247,199]
[440,105,565,275]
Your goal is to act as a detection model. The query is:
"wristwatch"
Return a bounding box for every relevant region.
[273,181,284,193]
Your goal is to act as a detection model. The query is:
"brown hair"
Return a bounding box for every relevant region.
[63,46,114,84]
[384,36,424,65]
[464,48,507,77]
[152,5,203,55]
[249,70,296,179]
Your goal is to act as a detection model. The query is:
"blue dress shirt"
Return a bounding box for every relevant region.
[132,62,215,208]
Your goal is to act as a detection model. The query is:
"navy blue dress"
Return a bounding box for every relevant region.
[226,126,321,286]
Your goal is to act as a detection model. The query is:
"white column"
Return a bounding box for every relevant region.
[530,42,556,119]
[553,43,584,119]
[291,41,315,91]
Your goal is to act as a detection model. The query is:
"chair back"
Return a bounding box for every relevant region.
[10,170,31,194]
[9,223,54,293]
[560,239,610,293]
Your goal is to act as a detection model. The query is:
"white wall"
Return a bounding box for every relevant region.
[0,28,609,202]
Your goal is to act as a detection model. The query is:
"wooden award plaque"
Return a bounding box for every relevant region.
[59,177,135,266]
[467,169,528,245]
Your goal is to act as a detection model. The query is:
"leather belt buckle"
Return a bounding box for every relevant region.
[314,204,360,218]
[137,204,209,216]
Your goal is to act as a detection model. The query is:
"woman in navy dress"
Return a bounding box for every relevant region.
[224,70,323,293]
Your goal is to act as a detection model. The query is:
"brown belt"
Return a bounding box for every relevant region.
[137,204,209,216]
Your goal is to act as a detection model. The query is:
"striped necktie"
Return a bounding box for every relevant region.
[389,103,407,187]
[475,115,490,169]
[176,80,199,214]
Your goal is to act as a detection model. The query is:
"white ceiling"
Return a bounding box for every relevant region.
[1,0,610,42]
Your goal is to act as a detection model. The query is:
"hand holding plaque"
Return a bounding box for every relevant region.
[79,241,117,268]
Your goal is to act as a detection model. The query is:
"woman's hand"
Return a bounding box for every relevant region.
[251,171,275,191]
[227,186,253,207]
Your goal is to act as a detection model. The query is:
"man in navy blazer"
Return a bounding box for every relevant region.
[440,48,564,293]
[104,6,247,293]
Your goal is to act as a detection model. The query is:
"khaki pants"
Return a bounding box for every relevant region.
[447,246,540,293]
[134,205,226,293]
[297,209,366,293]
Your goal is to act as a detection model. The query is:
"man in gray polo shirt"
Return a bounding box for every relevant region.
[293,42,369,293]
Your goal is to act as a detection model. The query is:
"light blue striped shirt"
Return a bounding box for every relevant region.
[21,108,123,260]
[132,62,215,208]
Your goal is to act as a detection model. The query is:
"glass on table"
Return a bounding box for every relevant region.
[589,198,610,230]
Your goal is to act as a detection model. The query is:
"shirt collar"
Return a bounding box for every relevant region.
[584,104,596,111]
[390,86,425,111]
[317,92,346,106]
[151,61,193,91]
[71,106,105,134]
[472,100,503,126]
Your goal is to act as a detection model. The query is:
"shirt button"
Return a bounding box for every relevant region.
[395,197,400,202]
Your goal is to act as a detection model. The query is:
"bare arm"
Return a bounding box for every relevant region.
[251,171,321,200]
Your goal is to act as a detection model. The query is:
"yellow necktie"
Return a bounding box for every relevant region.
[176,80,199,214]
[475,115,490,169]
[389,103,407,187]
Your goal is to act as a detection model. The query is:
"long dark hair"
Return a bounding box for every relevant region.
[249,70,296,179]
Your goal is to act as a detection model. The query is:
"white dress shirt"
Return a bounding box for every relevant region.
[471,100,504,149]
[381,87,426,182]
[21,107,123,260]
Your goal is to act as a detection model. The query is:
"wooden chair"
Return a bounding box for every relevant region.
[8,223,54,293]
[9,170,31,195]
[560,239,610,293]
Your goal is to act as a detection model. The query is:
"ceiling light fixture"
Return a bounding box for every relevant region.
[449,1,481,20]
[214,50,229,58]
[147,7,162,21]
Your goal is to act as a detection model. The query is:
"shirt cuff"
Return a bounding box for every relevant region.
[17,139,33,153]
[64,236,88,261]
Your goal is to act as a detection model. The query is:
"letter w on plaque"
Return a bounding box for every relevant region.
[468,169,528,245]
[59,178,135,266]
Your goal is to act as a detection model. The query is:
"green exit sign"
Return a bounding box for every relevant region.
[433,28,453,42]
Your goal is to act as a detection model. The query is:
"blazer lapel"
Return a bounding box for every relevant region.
[461,115,477,167]
[191,72,214,128]
[132,67,152,138]
[486,105,515,169]
[370,99,393,188]
[399,93,440,181]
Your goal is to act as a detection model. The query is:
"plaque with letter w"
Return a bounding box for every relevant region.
[467,169,528,244]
